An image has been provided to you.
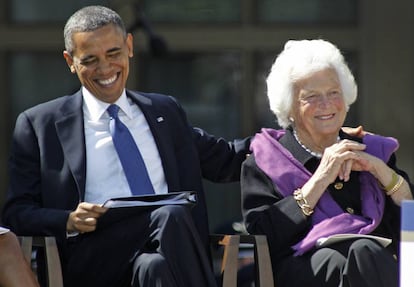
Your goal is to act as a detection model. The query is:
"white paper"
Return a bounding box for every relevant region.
[316,233,392,248]
[0,226,10,235]
[102,192,196,208]
[103,196,195,208]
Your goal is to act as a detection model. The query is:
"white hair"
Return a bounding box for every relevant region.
[266,39,357,128]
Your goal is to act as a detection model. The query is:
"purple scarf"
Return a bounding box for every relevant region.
[251,128,399,255]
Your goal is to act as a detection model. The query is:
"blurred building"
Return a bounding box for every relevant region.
[0,0,413,232]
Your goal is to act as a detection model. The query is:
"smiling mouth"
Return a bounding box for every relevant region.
[97,73,118,86]
[316,113,335,120]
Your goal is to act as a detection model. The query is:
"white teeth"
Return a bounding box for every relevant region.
[318,114,334,120]
[98,74,117,85]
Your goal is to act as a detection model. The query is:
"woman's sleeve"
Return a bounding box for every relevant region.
[241,154,312,261]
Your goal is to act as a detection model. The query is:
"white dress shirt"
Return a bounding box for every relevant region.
[82,87,168,204]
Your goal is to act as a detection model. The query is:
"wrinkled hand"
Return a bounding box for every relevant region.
[314,139,366,185]
[304,137,410,207]
[344,151,381,173]
[339,126,376,180]
[66,202,108,233]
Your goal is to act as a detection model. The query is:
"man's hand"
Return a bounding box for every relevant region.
[342,125,370,138]
[66,202,108,233]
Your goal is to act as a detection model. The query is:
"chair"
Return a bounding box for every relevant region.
[211,234,275,287]
[18,234,274,287]
[18,236,64,287]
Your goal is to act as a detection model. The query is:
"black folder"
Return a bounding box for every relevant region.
[97,191,197,229]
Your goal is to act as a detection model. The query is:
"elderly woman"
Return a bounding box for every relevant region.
[241,39,413,287]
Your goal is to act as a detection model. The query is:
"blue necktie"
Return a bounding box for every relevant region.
[107,104,155,195]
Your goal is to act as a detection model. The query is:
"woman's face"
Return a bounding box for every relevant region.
[291,68,347,142]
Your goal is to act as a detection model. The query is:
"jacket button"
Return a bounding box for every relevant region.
[346,207,354,214]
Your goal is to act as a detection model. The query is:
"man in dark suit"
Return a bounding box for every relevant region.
[1,5,248,287]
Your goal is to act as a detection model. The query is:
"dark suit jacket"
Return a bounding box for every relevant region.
[2,89,249,264]
[241,129,410,267]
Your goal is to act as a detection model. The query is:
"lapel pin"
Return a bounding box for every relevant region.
[156,116,164,123]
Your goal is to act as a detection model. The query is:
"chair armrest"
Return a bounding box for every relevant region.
[18,236,64,287]
[210,234,274,287]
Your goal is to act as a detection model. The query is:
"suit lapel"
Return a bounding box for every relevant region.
[126,90,180,190]
[53,90,179,201]
[55,91,87,201]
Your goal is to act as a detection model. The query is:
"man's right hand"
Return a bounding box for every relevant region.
[66,202,108,233]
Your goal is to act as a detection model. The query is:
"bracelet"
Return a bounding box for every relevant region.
[381,171,399,191]
[293,188,314,216]
[380,171,404,196]
[386,174,404,196]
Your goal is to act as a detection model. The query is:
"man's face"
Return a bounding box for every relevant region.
[63,24,133,103]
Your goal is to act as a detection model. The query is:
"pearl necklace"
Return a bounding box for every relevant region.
[293,129,340,159]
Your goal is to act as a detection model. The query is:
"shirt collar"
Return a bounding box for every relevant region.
[82,87,134,121]
[280,128,314,165]
[280,128,357,170]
